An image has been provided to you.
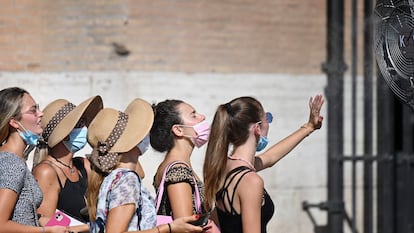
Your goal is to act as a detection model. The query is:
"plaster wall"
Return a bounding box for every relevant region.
[2,72,336,233]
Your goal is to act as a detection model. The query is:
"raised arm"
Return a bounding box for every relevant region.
[255,94,324,171]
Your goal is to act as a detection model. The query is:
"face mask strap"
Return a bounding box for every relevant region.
[174,124,197,138]
[16,121,29,134]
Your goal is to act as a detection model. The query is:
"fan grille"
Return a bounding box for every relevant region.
[375,0,414,109]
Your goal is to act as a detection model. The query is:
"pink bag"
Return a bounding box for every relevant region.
[155,161,202,225]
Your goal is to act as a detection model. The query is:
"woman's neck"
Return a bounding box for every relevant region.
[229,143,257,170]
[50,142,73,164]
[118,152,138,170]
[0,133,26,159]
[167,140,193,163]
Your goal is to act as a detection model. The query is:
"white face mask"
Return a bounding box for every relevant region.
[137,134,150,154]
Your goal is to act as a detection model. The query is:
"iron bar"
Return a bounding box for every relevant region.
[323,0,346,232]
[351,0,358,231]
[363,0,374,232]
[377,74,396,233]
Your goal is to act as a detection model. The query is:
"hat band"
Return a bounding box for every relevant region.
[87,111,129,174]
[103,111,129,150]
[42,102,76,140]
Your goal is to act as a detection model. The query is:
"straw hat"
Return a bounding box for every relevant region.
[41,96,103,148]
[87,98,154,173]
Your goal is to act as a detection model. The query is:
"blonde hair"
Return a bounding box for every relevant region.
[0,87,28,144]
[86,154,122,221]
[87,168,105,221]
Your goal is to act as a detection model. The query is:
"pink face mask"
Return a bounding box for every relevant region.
[180,120,211,147]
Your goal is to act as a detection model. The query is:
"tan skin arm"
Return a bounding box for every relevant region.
[238,173,264,233]
[108,204,203,233]
[123,215,203,233]
[105,203,136,233]
[255,94,325,171]
[32,163,61,218]
[33,159,90,233]
[0,189,67,233]
[167,180,195,218]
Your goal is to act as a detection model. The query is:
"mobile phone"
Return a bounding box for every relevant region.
[45,210,71,227]
[189,212,210,227]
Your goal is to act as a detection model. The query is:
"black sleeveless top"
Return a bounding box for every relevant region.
[42,157,88,222]
[216,166,275,233]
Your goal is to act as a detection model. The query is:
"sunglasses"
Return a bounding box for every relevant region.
[257,112,273,125]
[265,112,273,124]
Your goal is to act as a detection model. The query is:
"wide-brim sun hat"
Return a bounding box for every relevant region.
[88,98,154,153]
[41,96,103,148]
[87,98,154,174]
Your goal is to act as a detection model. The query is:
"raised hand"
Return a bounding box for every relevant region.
[307,94,325,130]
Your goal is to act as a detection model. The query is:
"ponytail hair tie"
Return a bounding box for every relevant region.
[224,103,233,115]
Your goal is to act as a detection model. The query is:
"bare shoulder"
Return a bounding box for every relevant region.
[237,172,264,202]
[238,172,264,190]
[32,162,57,180]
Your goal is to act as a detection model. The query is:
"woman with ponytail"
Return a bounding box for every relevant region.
[203,94,324,233]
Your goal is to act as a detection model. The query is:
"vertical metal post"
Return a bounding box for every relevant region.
[376,74,395,233]
[350,0,358,231]
[397,105,414,233]
[363,0,374,232]
[322,0,346,232]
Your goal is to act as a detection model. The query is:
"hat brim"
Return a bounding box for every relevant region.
[88,98,154,153]
[48,96,103,147]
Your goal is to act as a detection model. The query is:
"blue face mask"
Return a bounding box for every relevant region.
[17,122,40,146]
[256,136,269,152]
[137,134,150,154]
[63,127,87,153]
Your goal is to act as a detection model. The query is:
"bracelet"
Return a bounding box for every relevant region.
[42,226,45,233]
[301,123,314,136]
[156,225,161,233]
[167,223,172,233]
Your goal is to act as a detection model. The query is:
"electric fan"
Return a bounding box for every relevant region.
[374,0,414,109]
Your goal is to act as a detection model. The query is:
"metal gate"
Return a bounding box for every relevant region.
[302,0,414,232]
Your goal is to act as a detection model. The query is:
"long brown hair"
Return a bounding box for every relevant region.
[203,96,263,210]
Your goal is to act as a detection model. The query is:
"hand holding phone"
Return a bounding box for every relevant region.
[45,210,71,227]
[189,212,210,227]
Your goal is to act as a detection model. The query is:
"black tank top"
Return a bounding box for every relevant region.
[42,157,88,222]
[216,166,275,233]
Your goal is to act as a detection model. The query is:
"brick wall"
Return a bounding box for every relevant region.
[0,0,326,74]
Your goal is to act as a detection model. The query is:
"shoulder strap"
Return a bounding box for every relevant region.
[219,166,254,214]
[155,161,201,214]
[228,168,253,214]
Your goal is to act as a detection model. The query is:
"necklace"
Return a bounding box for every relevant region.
[227,155,256,171]
[52,156,75,174]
